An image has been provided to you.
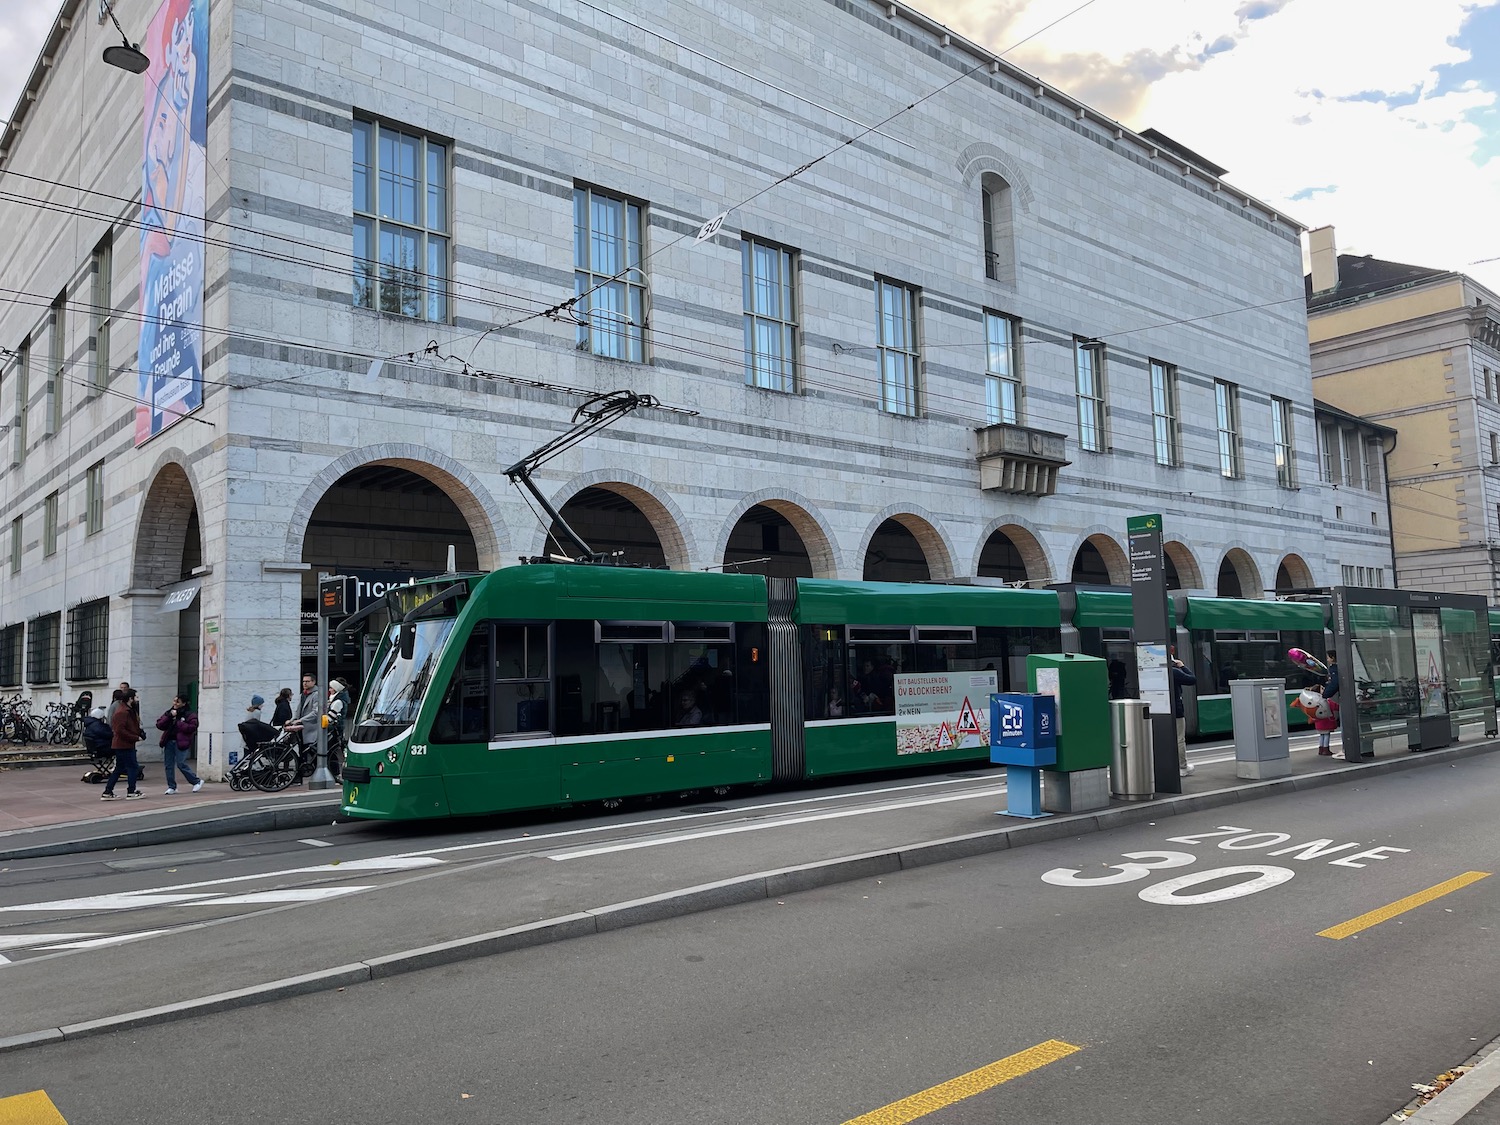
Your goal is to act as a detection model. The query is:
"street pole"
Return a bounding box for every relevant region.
[309,585,334,790]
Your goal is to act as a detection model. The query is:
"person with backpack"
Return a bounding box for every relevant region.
[156,694,203,794]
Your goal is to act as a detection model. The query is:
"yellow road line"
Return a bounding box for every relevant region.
[0,1090,68,1125]
[842,1039,1082,1125]
[1318,871,1492,940]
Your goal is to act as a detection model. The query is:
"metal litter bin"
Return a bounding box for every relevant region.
[1110,699,1154,801]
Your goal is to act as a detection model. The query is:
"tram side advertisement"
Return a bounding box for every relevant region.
[895,671,997,754]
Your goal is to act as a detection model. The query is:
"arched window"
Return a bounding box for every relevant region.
[980,172,1016,285]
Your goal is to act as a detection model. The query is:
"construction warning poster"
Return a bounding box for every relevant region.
[137,0,208,444]
[894,671,997,755]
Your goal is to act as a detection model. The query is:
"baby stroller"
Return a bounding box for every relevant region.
[229,716,282,791]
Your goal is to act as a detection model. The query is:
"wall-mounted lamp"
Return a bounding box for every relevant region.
[100,0,150,73]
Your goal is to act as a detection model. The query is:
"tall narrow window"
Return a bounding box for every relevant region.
[8,516,20,574]
[86,460,104,536]
[1491,432,1499,465]
[1215,380,1242,478]
[1074,339,1106,453]
[0,624,20,687]
[66,598,110,682]
[1150,360,1179,466]
[47,291,64,434]
[26,612,60,685]
[1320,422,1340,483]
[8,339,24,465]
[980,173,1015,285]
[1341,428,1360,488]
[43,491,59,557]
[1365,440,1383,491]
[875,278,919,417]
[573,186,646,361]
[984,312,1020,425]
[352,118,449,322]
[742,237,797,392]
[91,238,112,392]
[1272,396,1296,487]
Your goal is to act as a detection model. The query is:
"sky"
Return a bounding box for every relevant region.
[0,0,1497,292]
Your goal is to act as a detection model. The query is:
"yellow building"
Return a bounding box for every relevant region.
[1307,227,1500,598]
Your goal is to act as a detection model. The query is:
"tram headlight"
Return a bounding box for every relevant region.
[387,749,398,763]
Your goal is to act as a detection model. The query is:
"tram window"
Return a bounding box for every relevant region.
[596,641,669,731]
[848,626,914,644]
[432,629,491,744]
[803,625,849,721]
[495,682,549,736]
[597,621,669,643]
[848,642,914,716]
[496,624,548,681]
[553,619,596,737]
[916,626,976,645]
[672,622,734,643]
[670,633,735,727]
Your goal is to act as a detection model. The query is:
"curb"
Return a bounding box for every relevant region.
[0,799,344,861]
[2,739,1497,1055]
[1395,1033,1500,1124]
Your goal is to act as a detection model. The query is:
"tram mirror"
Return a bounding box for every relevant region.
[400,622,416,662]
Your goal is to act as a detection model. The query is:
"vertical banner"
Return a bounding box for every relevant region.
[201,615,221,688]
[137,0,209,445]
[1128,513,1178,793]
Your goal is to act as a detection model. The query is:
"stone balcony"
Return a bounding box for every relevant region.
[975,422,1071,496]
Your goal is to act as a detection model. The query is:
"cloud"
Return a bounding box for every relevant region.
[0,3,60,128]
[1289,185,1339,201]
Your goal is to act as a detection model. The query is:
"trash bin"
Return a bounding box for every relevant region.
[1110,699,1154,801]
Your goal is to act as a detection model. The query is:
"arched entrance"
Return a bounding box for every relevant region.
[550,486,676,569]
[977,524,1048,586]
[131,462,205,707]
[863,514,955,583]
[302,465,480,683]
[1071,534,1127,586]
[1218,549,1263,599]
[1276,554,1314,593]
[722,503,816,577]
[1163,541,1203,591]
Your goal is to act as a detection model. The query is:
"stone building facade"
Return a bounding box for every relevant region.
[1,0,1391,774]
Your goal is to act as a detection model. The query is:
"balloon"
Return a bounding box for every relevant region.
[1288,648,1329,676]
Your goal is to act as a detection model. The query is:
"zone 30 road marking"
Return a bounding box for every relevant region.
[841,1039,1081,1125]
[1317,871,1491,939]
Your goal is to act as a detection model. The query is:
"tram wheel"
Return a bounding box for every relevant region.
[600,797,624,810]
[710,786,732,797]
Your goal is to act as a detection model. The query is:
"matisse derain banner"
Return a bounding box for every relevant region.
[137,0,208,444]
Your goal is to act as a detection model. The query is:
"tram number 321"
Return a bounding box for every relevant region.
[1041,852,1295,906]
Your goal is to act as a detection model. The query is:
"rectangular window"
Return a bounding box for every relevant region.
[1215,380,1242,478]
[26,612,60,684]
[1074,340,1106,452]
[1365,441,1382,490]
[352,117,449,322]
[8,516,20,574]
[86,460,104,535]
[742,237,797,392]
[0,623,21,686]
[91,238,112,392]
[1272,396,1296,487]
[573,185,646,361]
[66,598,109,682]
[47,292,64,435]
[1342,564,1355,585]
[1320,423,1339,483]
[1491,432,1498,465]
[876,278,919,417]
[1149,360,1179,466]
[1341,428,1360,487]
[12,338,28,464]
[43,492,59,557]
[984,312,1021,425]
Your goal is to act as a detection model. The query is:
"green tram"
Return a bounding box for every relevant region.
[1061,589,1330,736]
[340,566,1058,821]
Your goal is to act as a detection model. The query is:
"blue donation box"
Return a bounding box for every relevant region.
[990,692,1058,819]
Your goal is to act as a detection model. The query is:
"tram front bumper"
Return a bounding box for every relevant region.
[341,773,451,820]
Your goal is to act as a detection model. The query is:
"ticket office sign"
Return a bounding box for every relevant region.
[894,671,997,755]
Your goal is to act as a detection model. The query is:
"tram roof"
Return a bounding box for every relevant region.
[473,565,770,621]
[793,580,1061,627]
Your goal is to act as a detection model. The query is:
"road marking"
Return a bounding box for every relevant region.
[0,933,99,951]
[200,887,373,904]
[1318,871,1492,939]
[299,838,333,847]
[841,1039,1082,1125]
[0,1090,68,1124]
[36,930,171,950]
[0,893,224,912]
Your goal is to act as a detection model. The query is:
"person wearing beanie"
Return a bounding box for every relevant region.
[326,679,351,733]
[246,693,265,715]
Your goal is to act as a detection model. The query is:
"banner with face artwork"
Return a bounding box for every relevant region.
[136,0,208,444]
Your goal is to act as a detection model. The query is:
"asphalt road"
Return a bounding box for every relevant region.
[4,746,1499,1124]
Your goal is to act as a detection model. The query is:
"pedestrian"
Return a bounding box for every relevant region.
[326,679,351,732]
[1170,646,1197,777]
[1323,654,1340,702]
[245,693,266,722]
[1298,683,1341,755]
[101,687,147,800]
[285,672,320,751]
[156,694,204,794]
[271,687,294,727]
[108,681,131,723]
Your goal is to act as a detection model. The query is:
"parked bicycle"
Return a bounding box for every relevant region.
[230,724,345,793]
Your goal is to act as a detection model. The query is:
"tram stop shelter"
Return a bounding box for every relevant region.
[1331,586,1497,759]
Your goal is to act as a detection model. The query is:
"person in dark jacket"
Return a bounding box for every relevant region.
[1170,646,1198,777]
[271,687,294,727]
[101,688,147,800]
[156,695,203,794]
[1323,655,1340,701]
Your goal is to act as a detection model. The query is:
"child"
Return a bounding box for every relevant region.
[1294,684,1340,755]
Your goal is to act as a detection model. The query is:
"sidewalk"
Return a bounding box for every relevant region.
[0,761,340,860]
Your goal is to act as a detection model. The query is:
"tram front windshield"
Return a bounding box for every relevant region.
[354,619,456,741]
